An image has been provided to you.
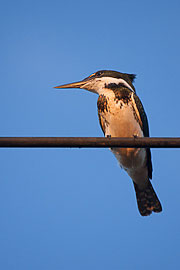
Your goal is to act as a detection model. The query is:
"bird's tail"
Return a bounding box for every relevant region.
[133,181,162,216]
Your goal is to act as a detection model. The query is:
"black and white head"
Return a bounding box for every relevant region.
[54,70,136,94]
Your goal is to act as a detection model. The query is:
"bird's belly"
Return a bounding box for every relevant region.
[112,147,146,170]
[103,102,146,170]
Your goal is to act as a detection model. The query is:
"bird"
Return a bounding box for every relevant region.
[54,70,162,216]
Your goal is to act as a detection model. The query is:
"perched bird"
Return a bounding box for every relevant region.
[54,70,162,216]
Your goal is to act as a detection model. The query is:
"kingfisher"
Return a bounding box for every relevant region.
[54,70,162,216]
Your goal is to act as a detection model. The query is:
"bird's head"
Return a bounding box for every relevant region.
[54,70,136,94]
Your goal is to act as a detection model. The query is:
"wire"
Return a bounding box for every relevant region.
[0,137,180,148]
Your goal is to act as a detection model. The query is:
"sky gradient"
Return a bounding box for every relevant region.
[0,0,180,269]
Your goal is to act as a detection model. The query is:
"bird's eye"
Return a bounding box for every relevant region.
[96,71,102,77]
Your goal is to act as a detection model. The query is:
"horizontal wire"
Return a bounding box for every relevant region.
[0,137,180,148]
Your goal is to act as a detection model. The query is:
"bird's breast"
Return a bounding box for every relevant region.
[98,93,143,138]
[97,92,146,170]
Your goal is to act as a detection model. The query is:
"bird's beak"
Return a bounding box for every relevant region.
[54,79,88,89]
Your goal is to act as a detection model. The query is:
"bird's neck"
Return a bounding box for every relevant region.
[97,87,114,96]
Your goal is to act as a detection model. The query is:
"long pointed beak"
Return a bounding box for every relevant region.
[54,80,87,89]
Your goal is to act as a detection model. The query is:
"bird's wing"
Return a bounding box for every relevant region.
[132,93,153,179]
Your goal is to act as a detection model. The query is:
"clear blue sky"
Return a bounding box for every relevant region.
[0,0,180,269]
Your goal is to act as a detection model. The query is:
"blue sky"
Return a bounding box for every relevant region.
[0,0,180,269]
